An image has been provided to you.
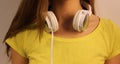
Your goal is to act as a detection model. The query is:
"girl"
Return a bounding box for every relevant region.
[4,0,120,64]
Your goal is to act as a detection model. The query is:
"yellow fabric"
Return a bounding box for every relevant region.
[6,18,120,64]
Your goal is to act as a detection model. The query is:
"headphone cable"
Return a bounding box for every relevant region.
[50,31,54,64]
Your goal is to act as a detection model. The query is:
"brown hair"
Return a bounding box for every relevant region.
[4,0,95,56]
[81,0,95,14]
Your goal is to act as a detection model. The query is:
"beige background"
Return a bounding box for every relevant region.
[95,0,120,26]
[0,0,20,64]
[0,0,120,64]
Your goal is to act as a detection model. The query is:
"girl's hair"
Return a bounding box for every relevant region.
[4,0,95,56]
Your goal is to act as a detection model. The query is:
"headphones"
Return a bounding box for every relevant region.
[45,5,92,32]
[46,5,92,64]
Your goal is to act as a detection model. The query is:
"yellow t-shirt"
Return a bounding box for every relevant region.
[6,18,120,64]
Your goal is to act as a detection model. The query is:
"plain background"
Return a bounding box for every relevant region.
[0,0,120,64]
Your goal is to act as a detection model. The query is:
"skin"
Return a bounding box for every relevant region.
[10,48,28,64]
[10,0,120,64]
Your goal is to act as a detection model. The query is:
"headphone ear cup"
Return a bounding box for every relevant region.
[73,10,90,32]
[73,5,92,32]
[45,11,59,32]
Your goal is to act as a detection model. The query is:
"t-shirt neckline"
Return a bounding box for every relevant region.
[43,18,103,42]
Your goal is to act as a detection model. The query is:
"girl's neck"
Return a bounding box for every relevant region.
[51,0,82,23]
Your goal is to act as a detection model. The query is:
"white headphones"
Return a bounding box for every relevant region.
[46,5,92,64]
[45,5,92,32]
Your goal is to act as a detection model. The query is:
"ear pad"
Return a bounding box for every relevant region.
[45,11,59,32]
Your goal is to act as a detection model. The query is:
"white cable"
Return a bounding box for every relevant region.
[88,5,92,16]
[50,31,54,64]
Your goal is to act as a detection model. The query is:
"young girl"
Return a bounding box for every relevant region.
[4,0,120,64]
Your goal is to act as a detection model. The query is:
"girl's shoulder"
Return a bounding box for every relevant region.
[99,17,120,31]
